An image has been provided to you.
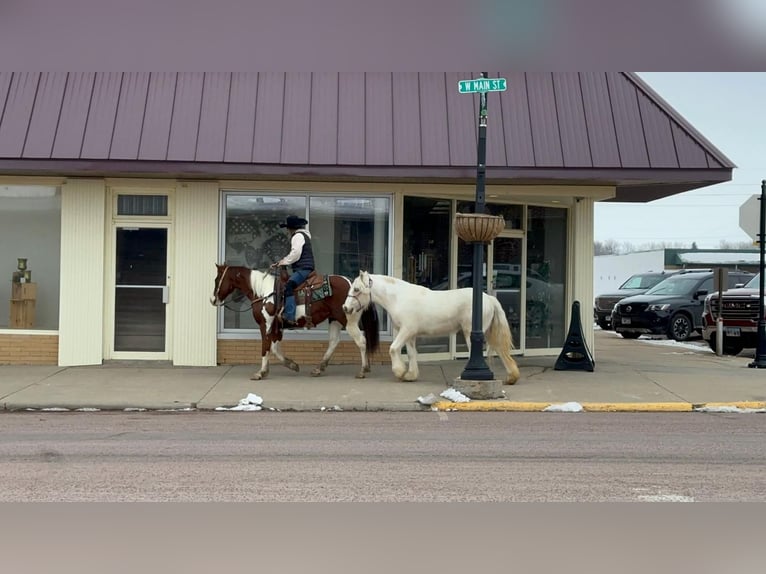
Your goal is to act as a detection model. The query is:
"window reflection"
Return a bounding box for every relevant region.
[221,192,390,332]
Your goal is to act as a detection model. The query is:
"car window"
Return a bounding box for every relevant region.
[495,273,520,289]
[645,276,704,296]
[729,274,754,288]
[744,274,760,288]
[620,274,669,289]
[698,278,714,293]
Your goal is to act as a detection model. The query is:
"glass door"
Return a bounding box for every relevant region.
[113,227,169,355]
[490,235,523,352]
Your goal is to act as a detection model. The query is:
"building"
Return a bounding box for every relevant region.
[0,72,734,366]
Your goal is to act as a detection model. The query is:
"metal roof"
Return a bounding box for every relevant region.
[0,72,734,200]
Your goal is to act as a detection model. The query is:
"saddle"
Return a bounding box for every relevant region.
[275,268,333,329]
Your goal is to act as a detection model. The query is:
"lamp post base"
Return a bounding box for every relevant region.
[460,331,495,381]
[452,377,504,400]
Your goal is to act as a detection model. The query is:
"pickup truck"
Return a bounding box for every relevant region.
[701,274,760,356]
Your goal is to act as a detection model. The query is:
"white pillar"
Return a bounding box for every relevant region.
[58,179,106,366]
[172,181,219,366]
[568,197,595,355]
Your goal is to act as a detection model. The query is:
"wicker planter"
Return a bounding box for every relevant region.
[454,213,505,243]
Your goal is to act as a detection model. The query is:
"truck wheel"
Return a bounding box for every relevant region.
[708,337,744,356]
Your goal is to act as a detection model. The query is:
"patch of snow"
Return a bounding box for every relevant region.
[440,388,471,403]
[215,393,264,412]
[76,408,100,412]
[124,408,147,412]
[695,406,766,413]
[544,401,584,412]
[40,407,69,412]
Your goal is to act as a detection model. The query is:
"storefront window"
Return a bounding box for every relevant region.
[526,206,567,348]
[403,197,452,353]
[221,192,390,332]
[0,186,61,330]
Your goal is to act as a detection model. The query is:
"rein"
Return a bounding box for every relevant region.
[216,265,276,313]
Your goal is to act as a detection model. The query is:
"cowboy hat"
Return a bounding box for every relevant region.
[279,215,308,229]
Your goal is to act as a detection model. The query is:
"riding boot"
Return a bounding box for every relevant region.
[283,295,297,328]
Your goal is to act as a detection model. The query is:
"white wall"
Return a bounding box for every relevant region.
[173,182,219,366]
[593,250,665,295]
[58,179,106,365]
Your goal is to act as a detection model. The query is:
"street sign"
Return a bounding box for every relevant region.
[458,77,507,94]
[740,194,760,241]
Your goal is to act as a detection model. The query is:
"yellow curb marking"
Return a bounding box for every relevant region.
[431,401,766,412]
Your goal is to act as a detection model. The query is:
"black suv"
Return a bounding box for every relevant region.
[612,269,755,341]
[594,271,676,330]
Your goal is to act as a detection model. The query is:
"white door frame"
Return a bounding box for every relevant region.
[104,221,174,360]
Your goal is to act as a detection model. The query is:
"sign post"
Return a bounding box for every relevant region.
[745,183,766,368]
[458,73,508,383]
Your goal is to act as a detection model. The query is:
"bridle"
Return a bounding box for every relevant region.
[214,265,274,313]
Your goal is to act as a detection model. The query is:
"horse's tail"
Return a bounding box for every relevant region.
[360,304,380,358]
[486,296,521,385]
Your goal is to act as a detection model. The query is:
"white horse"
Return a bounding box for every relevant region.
[342,270,520,384]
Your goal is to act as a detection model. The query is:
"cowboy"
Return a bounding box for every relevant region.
[271,214,315,328]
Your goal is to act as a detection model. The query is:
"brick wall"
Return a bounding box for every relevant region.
[0,333,59,365]
[218,339,392,366]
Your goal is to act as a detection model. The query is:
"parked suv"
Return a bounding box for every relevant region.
[594,271,676,330]
[612,269,754,341]
[702,274,761,355]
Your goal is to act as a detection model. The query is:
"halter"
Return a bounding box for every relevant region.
[346,275,373,313]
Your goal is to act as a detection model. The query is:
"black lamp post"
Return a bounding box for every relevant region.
[749,180,766,368]
[460,72,495,382]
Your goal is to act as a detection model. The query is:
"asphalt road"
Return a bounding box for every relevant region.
[1,411,764,501]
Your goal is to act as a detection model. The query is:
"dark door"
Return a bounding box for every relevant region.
[114,227,168,353]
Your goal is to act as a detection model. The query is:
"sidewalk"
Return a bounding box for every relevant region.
[2,330,766,412]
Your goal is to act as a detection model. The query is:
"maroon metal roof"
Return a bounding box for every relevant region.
[0,72,734,200]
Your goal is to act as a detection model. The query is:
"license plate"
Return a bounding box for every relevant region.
[621,318,631,325]
[724,327,741,337]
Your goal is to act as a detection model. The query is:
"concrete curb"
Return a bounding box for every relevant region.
[431,401,766,412]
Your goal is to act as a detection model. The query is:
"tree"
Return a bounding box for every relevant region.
[594,239,621,255]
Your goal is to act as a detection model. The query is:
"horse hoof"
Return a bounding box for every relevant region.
[403,372,418,382]
[505,377,518,385]
[355,371,366,379]
[310,368,322,377]
[285,361,300,372]
[363,365,371,373]
[250,372,264,381]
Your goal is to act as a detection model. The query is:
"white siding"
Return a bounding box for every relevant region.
[172,181,219,366]
[593,250,665,296]
[569,197,595,354]
[58,179,106,365]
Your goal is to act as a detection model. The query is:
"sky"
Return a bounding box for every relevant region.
[594,72,766,250]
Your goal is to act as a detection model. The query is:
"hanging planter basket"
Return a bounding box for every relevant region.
[454,213,505,243]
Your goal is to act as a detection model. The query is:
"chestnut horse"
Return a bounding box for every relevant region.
[211,264,379,380]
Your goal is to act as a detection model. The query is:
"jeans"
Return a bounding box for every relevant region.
[283,268,312,321]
